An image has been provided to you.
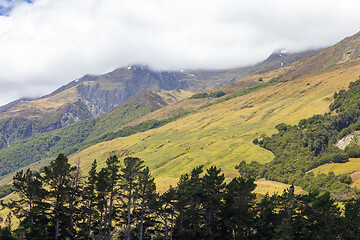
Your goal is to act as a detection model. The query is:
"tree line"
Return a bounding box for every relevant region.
[240,78,360,196]
[0,154,359,239]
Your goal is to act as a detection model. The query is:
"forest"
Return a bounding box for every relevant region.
[1,154,360,240]
[240,79,360,197]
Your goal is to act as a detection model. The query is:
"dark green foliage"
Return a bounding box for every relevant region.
[190,92,209,99]
[0,104,153,178]
[4,168,49,240]
[241,79,360,195]
[4,159,360,240]
[222,177,257,239]
[190,90,225,99]
[201,75,285,109]
[208,91,226,98]
[0,227,15,240]
[43,154,77,240]
[0,106,195,180]
[343,199,360,239]
[345,143,360,158]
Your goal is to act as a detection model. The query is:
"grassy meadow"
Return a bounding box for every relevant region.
[69,59,360,193]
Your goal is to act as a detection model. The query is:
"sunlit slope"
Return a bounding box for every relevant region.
[69,59,360,191]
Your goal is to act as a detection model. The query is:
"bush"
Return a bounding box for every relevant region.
[190,93,209,99]
[208,91,226,98]
[345,143,360,158]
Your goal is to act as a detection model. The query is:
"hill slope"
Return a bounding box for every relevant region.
[64,32,360,192]
[69,60,360,190]
[0,50,318,149]
[0,89,193,177]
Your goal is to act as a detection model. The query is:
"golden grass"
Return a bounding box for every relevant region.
[310,158,360,188]
[311,158,360,176]
[156,89,194,104]
[254,179,306,196]
[69,60,360,194]
[0,86,81,120]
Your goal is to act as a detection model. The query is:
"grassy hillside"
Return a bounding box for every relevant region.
[0,90,192,177]
[68,57,360,191]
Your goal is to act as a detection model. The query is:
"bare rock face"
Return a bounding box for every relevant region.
[335,134,354,150]
[75,66,189,113]
[0,48,320,149]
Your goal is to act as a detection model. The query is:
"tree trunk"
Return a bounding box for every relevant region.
[139,200,145,240]
[30,198,34,224]
[55,211,59,240]
[108,190,114,240]
[126,180,133,240]
[55,200,60,240]
[164,206,168,240]
[98,209,104,239]
[170,207,174,240]
[126,190,132,240]
[87,199,93,239]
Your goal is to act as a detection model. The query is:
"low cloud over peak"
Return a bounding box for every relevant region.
[0,0,359,105]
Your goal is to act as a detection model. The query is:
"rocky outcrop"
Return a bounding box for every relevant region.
[335,134,354,150]
[75,66,189,113]
[0,49,320,149]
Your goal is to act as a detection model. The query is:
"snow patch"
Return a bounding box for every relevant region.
[280,49,288,55]
[127,66,132,70]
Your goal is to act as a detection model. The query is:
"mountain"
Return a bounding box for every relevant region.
[59,31,360,193]
[0,50,318,151]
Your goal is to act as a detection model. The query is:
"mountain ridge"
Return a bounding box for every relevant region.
[0,49,318,150]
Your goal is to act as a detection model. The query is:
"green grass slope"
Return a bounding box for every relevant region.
[0,90,192,178]
[69,57,360,192]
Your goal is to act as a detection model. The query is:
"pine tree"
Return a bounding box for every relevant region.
[274,186,297,240]
[174,166,204,239]
[120,157,145,240]
[105,155,121,240]
[95,167,110,239]
[222,177,257,239]
[43,154,77,240]
[343,198,360,239]
[68,160,83,238]
[135,166,157,240]
[80,160,98,239]
[4,168,48,239]
[254,193,279,240]
[157,186,176,240]
[201,166,226,239]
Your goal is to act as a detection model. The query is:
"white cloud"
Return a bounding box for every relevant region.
[0,0,359,105]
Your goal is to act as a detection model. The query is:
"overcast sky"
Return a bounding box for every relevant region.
[0,0,359,105]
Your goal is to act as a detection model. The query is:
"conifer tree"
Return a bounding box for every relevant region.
[4,168,48,239]
[135,166,157,240]
[120,156,145,240]
[222,177,257,239]
[81,160,98,239]
[68,160,83,238]
[157,186,176,240]
[201,166,226,239]
[174,166,204,239]
[43,154,77,240]
[104,155,121,240]
[95,167,109,239]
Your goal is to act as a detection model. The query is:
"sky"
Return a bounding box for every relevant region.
[0,0,359,105]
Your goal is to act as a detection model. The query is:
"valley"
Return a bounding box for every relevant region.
[1,32,360,197]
